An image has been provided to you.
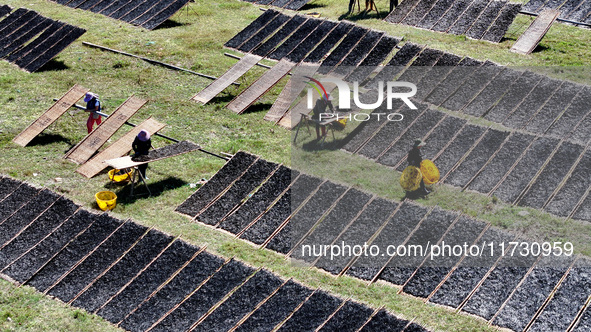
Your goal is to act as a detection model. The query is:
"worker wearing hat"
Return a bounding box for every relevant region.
[132,130,152,180]
[407,138,430,195]
[311,93,335,140]
[84,92,102,133]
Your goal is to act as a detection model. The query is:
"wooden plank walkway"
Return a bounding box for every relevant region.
[511,10,560,55]
[13,84,89,147]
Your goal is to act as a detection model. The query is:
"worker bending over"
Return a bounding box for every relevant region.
[311,94,335,140]
[132,130,152,180]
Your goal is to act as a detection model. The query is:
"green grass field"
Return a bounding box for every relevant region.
[1,0,591,330]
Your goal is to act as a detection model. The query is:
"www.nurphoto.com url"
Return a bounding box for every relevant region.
[300,241,574,261]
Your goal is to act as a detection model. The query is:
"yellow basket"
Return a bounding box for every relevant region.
[420,159,440,185]
[108,169,131,183]
[95,191,117,211]
[400,166,422,191]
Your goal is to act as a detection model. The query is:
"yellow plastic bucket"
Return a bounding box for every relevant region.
[95,191,117,211]
[108,169,131,183]
[421,159,440,185]
[400,166,422,191]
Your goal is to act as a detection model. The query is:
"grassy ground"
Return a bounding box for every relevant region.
[1,0,591,330]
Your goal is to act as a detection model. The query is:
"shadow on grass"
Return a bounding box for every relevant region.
[110,176,187,204]
[241,102,273,114]
[209,94,238,105]
[28,133,74,147]
[36,59,69,72]
[339,10,384,21]
[153,19,188,30]
[300,3,327,10]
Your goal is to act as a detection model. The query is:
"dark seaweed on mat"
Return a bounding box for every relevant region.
[197,159,278,226]
[359,309,409,332]
[467,132,534,194]
[131,0,182,25]
[429,227,513,308]
[433,124,486,178]
[414,55,462,101]
[3,210,97,283]
[119,0,162,22]
[0,197,78,269]
[253,16,307,57]
[445,129,509,188]
[315,198,398,275]
[493,136,558,203]
[141,0,190,30]
[466,1,506,40]
[46,222,147,303]
[25,214,122,292]
[462,68,522,117]
[573,193,591,221]
[149,259,255,332]
[266,181,347,254]
[441,63,502,112]
[502,76,561,129]
[304,22,353,63]
[291,188,372,263]
[483,71,543,123]
[25,27,86,73]
[525,81,583,134]
[431,0,470,32]
[97,239,196,324]
[72,229,173,313]
[401,0,438,27]
[462,250,538,321]
[545,149,591,217]
[379,207,457,285]
[119,251,225,332]
[0,17,52,59]
[546,86,591,138]
[402,216,486,298]
[15,25,76,70]
[424,58,482,106]
[0,5,11,18]
[192,270,283,332]
[481,3,521,42]
[384,0,418,24]
[238,14,290,53]
[131,141,199,162]
[417,0,455,30]
[318,300,374,332]
[284,0,310,10]
[287,20,336,63]
[346,36,399,83]
[240,174,322,245]
[332,30,383,78]
[219,165,291,235]
[0,8,29,33]
[318,26,367,74]
[235,280,313,332]
[528,260,591,331]
[364,43,422,89]
[448,0,488,35]
[77,0,102,10]
[492,256,574,332]
[269,19,320,61]
[0,177,21,201]
[5,21,64,63]
[176,151,257,217]
[518,141,584,209]
[407,115,466,172]
[0,190,58,247]
[0,183,39,223]
[277,290,342,331]
[346,202,429,281]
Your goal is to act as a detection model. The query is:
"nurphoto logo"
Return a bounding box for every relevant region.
[306,77,418,111]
